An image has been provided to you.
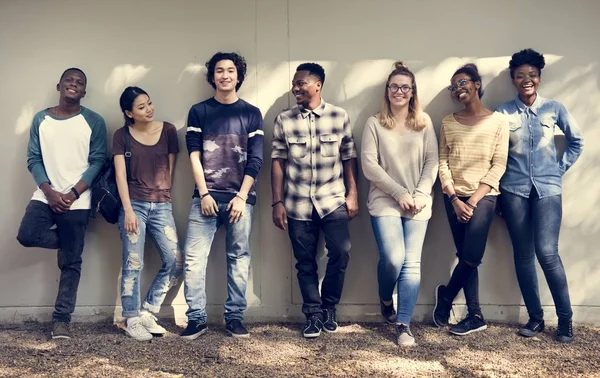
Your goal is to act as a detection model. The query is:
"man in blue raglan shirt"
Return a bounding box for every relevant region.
[180,52,264,339]
[16,68,107,339]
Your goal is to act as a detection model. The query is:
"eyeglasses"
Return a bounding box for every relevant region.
[387,84,412,94]
[447,78,472,93]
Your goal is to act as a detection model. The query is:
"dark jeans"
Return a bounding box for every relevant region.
[499,188,572,321]
[443,195,497,315]
[287,205,351,319]
[16,200,90,323]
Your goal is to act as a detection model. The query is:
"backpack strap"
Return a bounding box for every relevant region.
[124,126,132,182]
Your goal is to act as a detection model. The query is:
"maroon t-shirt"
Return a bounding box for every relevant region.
[112,122,179,202]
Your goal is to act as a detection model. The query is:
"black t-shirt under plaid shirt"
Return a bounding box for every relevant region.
[271,99,357,220]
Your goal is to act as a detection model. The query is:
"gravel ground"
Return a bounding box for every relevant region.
[0,321,598,377]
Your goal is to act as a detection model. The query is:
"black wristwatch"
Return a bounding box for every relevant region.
[71,187,80,199]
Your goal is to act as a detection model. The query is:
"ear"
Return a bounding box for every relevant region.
[316,81,322,92]
[81,90,86,99]
[124,109,133,119]
[56,83,60,91]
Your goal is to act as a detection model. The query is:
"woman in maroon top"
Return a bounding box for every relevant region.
[113,86,182,341]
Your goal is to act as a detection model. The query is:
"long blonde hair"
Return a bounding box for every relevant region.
[377,61,426,131]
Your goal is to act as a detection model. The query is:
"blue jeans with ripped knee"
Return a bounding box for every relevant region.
[119,200,183,318]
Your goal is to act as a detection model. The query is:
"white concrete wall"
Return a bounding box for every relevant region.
[1,0,599,325]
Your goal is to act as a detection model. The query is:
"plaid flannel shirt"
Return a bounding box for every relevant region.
[271,99,357,220]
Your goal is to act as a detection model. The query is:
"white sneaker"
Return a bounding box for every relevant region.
[140,311,167,335]
[126,317,153,341]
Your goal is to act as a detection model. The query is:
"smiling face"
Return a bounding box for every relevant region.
[57,70,86,102]
[512,64,540,99]
[292,70,322,106]
[387,74,413,109]
[213,59,238,93]
[125,94,154,124]
[449,73,479,104]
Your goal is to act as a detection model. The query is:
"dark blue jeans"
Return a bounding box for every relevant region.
[443,195,497,315]
[17,200,90,323]
[499,188,572,321]
[287,205,351,319]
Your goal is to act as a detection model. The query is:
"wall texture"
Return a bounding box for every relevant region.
[1,0,599,325]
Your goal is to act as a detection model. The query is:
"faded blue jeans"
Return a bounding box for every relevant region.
[371,216,429,325]
[183,198,253,324]
[118,200,182,318]
[499,188,573,321]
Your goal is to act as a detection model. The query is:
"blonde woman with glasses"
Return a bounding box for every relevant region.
[361,61,438,346]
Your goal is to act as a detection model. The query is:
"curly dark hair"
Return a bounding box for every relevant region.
[296,62,326,85]
[509,48,545,79]
[452,63,484,98]
[205,52,247,91]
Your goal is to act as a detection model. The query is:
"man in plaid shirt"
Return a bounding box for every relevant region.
[271,62,359,338]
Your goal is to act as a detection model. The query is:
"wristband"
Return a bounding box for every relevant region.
[200,192,211,199]
[449,193,458,203]
[465,201,477,209]
[271,200,283,208]
[236,194,247,202]
[70,187,80,199]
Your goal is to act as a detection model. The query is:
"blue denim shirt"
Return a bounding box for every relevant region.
[495,95,583,199]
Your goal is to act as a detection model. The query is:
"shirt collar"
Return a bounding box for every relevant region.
[514,93,544,116]
[299,98,326,118]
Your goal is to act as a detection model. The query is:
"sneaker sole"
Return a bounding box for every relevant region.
[51,334,71,340]
[432,285,448,328]
[518,328,543,337]
[450,324,488,336]
[180,327,208,341]
[125,330,153,341]
[227,330,250,338]
[303,330,321,338]
[322,326,338,334]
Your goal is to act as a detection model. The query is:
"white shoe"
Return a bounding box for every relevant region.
[140,311,167,335]
[126,317,153,341]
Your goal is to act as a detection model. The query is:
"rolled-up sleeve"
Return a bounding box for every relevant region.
[271,114,288,159]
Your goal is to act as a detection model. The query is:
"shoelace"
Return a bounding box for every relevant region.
[326,309,336,323]
[558,319,572,335]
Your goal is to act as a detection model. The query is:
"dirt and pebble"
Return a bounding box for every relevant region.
[0,321,598,377]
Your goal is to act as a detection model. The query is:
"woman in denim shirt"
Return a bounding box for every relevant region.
[496,49,584,343]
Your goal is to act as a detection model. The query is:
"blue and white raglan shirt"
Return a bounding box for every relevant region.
[185,97,264,205]
[27,107,107,210]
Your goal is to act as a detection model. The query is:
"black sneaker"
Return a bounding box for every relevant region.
[396,324,415,346]
[518,319,545,337]
[433,285,452,327]
[180,320,208,340]
[450,313,488,336]
[380,299,396,324]
[51,322,71,339]
[556,318,574,343]
[302,315,323,338]
[226,319,250,338]
[323,308,338,333]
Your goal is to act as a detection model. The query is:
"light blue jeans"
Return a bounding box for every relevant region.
[118,201,182,318]
[371,216,429,325]
[183,198,253,324]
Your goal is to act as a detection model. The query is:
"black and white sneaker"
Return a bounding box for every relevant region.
[380,299,396,324]
[51,322,72,339]
[450,313,487,336]
[323,308,338,333]
[556,318,574,343]
[396,324,415,346]
[226,319,250,338]
[433,285,452,327]
[518,319,545,337]
[180,320,208,340]
[302,315,323,338]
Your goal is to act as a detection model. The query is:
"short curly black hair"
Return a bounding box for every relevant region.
[205,52,247,91]
[296,63,326,85]
[509,49,545,79]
